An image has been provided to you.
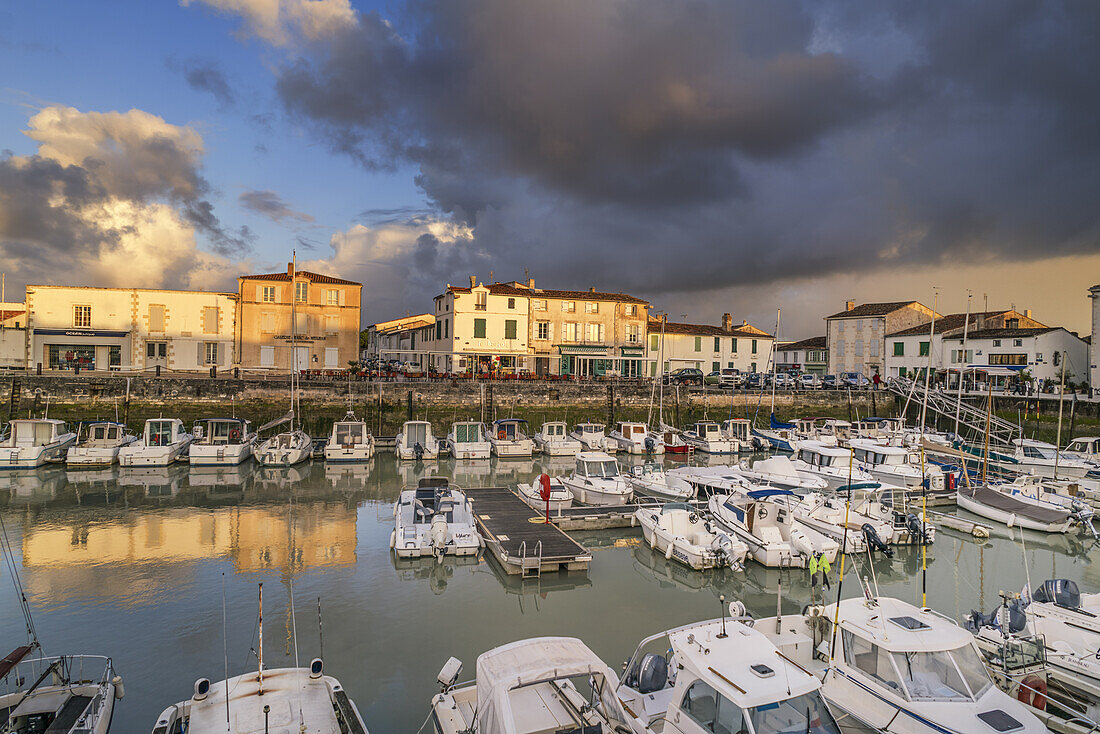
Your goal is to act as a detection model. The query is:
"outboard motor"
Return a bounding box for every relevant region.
[964,609,996,634]
[905,513,930,545]
[644,436,656,453]
[861,523,894,557]
[1070,501,1099,541]
[1033,578,1081,609]
[413,441,425,461]
[430,514,449,559]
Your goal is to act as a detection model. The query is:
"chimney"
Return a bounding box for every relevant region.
[527,278,535,289]
[722,313,733,331]
[845,300,855,312]
[1025,309,1032,319]
[287,262,294,277]
[589,286,596,293]
[469,275,477,288]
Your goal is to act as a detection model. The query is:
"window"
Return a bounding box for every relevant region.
[474,291,487,310]
[625,324,640,343]
[712,361,720,372]
[624,304,636,316]
[993,339,1002,347]
[650,334,659,351]
[1035,352,1043,361]
[990,353,1027,366]
[919,341,930,357]
[585,323,604,342]
[751,339,758,354]
[504,319,517,340]
[563,322,578,342]
[837,340,846,357]
[585,301,598,313]
[204,342,219,365]
[327,289,339,305]
[843,629,906,695]
[731,337,737,352]
[443,320,448,338]
[436,322,442,339]
[562,300,575,313]
[855,340,864,357]
[694,336,702,352]
[679,679,754,734]
[203,306,219,334]
[870,339,879,357]
[326,315,339,334]
[894,342,904,356]
[532,298,547,311]
[73,305,91,328]
[507,297,516,309]
[262,286,276,303]
[148,304,165,332]
[146,342,167,359]
[295,281,308,303]
[536,321,550,340]
[260,345,275,367]
[261,312,275,333]
[856,319,865,331]
[713,337,720,352]
[324,347,338,368]
[473,318,487,339]
[1013,339,1023,347]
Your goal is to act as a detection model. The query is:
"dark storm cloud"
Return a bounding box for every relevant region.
[269,0,1100,312]
[175,58,236,108]
[238,188,315,223]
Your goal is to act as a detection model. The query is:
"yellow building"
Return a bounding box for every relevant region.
[236,263,362,371]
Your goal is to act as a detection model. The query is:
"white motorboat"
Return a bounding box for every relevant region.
[956,484,1081,533]
[119,418,193,467]
[0,419,77,469]
[634,503,747,569]
[682,420,737,454]
[444,420,490,460]
[324,412,375,462]
[485,418,534,458]
[752,412,802,452]
[396,420,440,461]
[516,473,574,512]
[1025,579,1100,660]
[708,489,839,568]
[840,483,937,545]
[151,658,369,734]
[390,478,481,558]
[66,421,138,467]
[531,420,581,456]
[793,441,877,489]
[658,422,693,455]
[559,451,633,506]
[850,438,945,491]
[784,491,886,554]
[256,428,313,466]
[719,418,752,452]
[993,474,1100,521]
[729,455,830,491]
[0,652,122,734]
[1010,439,1091,479]
[608,421,665,455]
[627,462,695,501]
[1065,437,1100,464]
[668,465,754,500]
[570,422,616,453]
[189,418,256,466]
[756,595,1045,734]
[617,614,844,734]
[430,637,632,734]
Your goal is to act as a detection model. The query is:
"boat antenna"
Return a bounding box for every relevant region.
[718,594,728,638]
[317,597,324,661]
[258,582,265,695]
[1054,351,1066,480]
[222,572,231,727]
[775,577,783,635]
[0,512,39,652]
[953,291,972,437]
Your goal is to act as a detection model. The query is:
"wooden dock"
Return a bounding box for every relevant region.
[466,487,593,575]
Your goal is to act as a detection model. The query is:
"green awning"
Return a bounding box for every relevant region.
[556,345,610,356]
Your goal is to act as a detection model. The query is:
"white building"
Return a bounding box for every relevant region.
[0,301,27,369]
[776,336,827,375]
[825,300,937,378]
[1090,285,1100,394]
[941,327,1088,386]
[363,313,435,369]
[647,314,773,376]
[24,285,237,372]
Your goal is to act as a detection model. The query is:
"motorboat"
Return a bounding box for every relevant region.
[838,483,936,545]
[752,412,801,452]
[559,451,632,505]
[256,428,313,466]
[956,483,1082,533]
[444,420,490,460]
[634,502,747,569]
[719,418,752,452]
[993,474,1100,519]
[396,420,440,461]
[0,419,77,469]
[682,421,737,454]
[66,421,138,467]
[570,422,616,453]
[668,465,754,500]
[0,652,122,734]
[1025,579,1100,660]
[531,420,581,456]
[783,491,887,554]
[151,657,369,734]
[1010,439,1091,479]
[485,418,534,458]
[627,462,695,501]
[850,438,945,491]
[708,489,839,568]
[617,614,844,734]
[728,455,830,491]
[607,421,665,455]
[1064,437,1100,464]
[658,422,692,455]
[792,441,877,489]
[189,418,256,466]
[119,418,193,467]
[516,473,574,512]
[755,595,1045,734]
[390,477,481,558]
[430,637,633,734]
[323,412,374,463]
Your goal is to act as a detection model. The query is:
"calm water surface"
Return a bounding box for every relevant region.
[0,454,1095,732]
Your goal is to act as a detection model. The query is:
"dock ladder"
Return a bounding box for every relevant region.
[7,375,21,421]
[518,540,543,579]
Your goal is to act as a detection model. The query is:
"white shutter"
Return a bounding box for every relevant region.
[338,289,346,306]
[219,342,228,366]
[256,285,263,301]
[325,347,338,368]
[260,345,275,367]
[197,342,205,367]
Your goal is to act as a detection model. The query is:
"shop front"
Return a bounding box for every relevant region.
[557,345,612,378]
[619,346,645,377]
[33,329,130,371]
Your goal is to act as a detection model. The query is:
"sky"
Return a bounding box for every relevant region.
[1,0,1098,339]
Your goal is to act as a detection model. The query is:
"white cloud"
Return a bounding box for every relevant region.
[181,0,356,45]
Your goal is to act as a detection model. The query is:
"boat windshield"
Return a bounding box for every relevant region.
[454,424,478,443]
[335,423,365,444]
[148,420,175,446]
[584,460,619,478]
[1021,445,1056,460]
[891,645,991,702]
[749,691,841,734]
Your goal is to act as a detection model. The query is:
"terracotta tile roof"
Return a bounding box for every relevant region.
[649,319,773,338]
[825,301,922,319]
[943,327,1059,340]
[240,270,360,286]
[888,310,1049,337]
[446,282,648,304]
[782,335,827,350]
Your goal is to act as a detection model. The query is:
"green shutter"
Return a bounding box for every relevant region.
[713,337,720,352]
[694,337,701,352]
[893,342,904,356]
[731,338,737,352]
[751,339,757,353]
[474,319,486,338]
[712,361,720,372]
[505,320,517,340]
[649,334,659,351]
[919,341,930,356]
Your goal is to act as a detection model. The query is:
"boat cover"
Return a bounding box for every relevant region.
[475,637,628,734]
[770,412,795,430]
[962,486,1069,524]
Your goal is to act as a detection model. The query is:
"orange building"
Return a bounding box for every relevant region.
[236,263,362,371]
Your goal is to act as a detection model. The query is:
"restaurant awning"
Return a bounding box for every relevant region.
[947,365,1022,376]
[556,345,611,356]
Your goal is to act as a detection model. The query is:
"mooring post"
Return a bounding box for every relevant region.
[407,390,413,420]
[606,383,615,427]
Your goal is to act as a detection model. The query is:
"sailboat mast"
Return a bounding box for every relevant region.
[657,315,667,426]
[258,582,265,694]
[290,254,297,431]
[1054,351,1066,479]
[769,309,780,416]
[953,292,972,437]
[982,380,993,485]
[918,291,937,437]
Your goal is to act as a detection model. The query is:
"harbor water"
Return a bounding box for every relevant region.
[0,454,1095,732]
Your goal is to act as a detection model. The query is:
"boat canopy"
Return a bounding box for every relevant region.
[475,637,628,734]
[770,412,795,430]
[747,488,796,499]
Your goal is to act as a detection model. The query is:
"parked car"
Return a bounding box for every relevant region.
[798,373,821,389]
[772,373,794,389]
[839,371,871,389]
[719,368,743,387]
[745,372,766,390]
[704,371,722,385]
[666,367,704,386]
[822,374,839,389]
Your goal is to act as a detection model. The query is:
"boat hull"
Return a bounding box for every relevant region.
[118,439,191,467]
[189,441,254,466]
[0,435,77,469]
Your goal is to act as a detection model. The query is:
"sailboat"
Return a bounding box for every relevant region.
[257,256,313,467]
